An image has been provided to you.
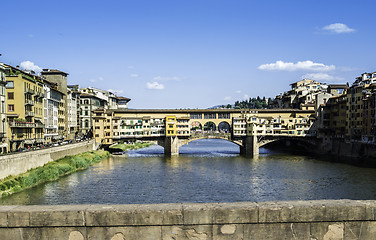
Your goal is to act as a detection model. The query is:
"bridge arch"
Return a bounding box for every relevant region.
[182,137,243,148]
[258,136,318,150]
[203,121,216,131]
[190,121,202,132]
[218,121,231,133]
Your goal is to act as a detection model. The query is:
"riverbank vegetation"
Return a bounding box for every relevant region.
[0,150,110,198]
[110,141,152,151]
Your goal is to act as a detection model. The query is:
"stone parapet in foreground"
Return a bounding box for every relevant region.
[0,200,375,239]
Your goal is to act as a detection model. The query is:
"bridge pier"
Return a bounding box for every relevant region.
[158,136,180,156]
[240,135,259,157]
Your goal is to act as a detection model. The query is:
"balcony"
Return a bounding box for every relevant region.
[24,88,35,95]
[36,92,44,98]
[25,111,35,117]
[9,121,36,128]
[35,123,44,128]
[25,99,35,105]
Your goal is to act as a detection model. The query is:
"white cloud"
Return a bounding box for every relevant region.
[130,74,139,78]
[90,77,104,83]
[258,60,335,72]
[146,81,165,90]
[243,94,249,100]
[108,89,124,94]
[322,23,355,34]
[302,73,343,81]
[20,61,42,73]
[153,76,181,81]
[224,96,232,101]
[28,34,34,38]
[236,90,241,94]
[127,66,135,69]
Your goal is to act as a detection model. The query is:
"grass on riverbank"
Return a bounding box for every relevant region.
[0,150,110,198]
[110,142,152,151]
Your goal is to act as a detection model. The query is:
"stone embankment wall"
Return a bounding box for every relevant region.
[330,140,376,160]
[0,140,96,180]
[0,200,375,239]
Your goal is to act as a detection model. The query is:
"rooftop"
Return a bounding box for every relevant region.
[41,69,69,76]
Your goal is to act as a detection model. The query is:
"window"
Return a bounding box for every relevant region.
[8,92,14,99]
[204,113,216,119]
[6,81,14,89]
[8,104,14,111]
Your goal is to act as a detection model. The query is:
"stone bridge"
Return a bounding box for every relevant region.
[157,132,318,157]
[93,108,317,156]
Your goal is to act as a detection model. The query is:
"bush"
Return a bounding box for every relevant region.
[57,164,73,175]
[0,183,7,191]
[12,185,21,192]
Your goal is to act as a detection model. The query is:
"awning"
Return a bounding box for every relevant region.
[24,140,35,144]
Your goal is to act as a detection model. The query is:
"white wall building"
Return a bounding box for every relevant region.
[43,81,62,143]
[0,64,7,153]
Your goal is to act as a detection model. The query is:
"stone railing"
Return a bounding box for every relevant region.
[0,200,375,239]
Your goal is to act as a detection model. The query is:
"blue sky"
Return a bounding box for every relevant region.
[1,0,375,108]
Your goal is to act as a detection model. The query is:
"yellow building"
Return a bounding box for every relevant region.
[4,65,44,150]
[165,116,177,136]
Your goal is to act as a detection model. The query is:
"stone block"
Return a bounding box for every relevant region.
[212,202,258,224]
[87,226,161,240]
[318,200,367,222]
[258,200,367,223]
[29,205,88,227]
[213,224,244,240]
[133,204,164,225]
[162,225,212,240]
[182,203,217,225]
[7,206,31,227]
[361,200,376,220]
[310,222,344,240]
[153,203,183,225]
[0,205,17,227]
[85,205,134,226]
[0,227,87,240]
[244,223,310,240]
[345,221,376,240]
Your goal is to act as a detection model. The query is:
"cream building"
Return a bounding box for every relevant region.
[0,64,7,153]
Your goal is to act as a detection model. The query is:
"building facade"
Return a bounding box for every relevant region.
[4,65,44,151]
[0,64,7,153]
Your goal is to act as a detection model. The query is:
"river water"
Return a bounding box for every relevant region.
[1,139,376,205]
